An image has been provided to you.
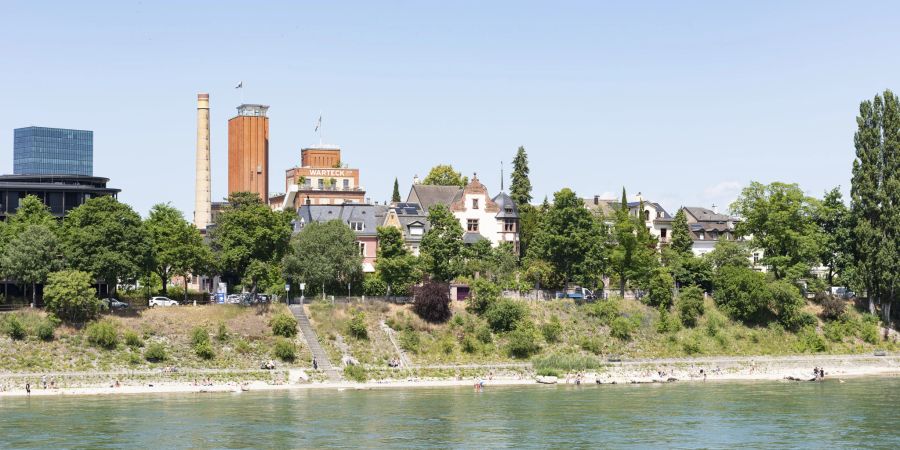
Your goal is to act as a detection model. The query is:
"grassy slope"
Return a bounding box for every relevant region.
[0,304,310,372]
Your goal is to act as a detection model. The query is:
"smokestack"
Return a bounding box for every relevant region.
[194,93,211,230]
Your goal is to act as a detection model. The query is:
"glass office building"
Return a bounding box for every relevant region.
[13,126,93,176]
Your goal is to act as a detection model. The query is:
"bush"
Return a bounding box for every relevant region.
[656,307,681,333]
[677,286,705,327]
[461,335,480,353]
[127,352,142,365]
[273,338,296,361]
[532,353,604,372]
[191,326,210,347]
[820,295,846,321]
[647,269,675,308]
[860,315,880,344]
[770,280,807,330]
[217,322,229,341]
[344,364,367,382]
[347,311,368,339]
[144,343,168,362]
[43,270,102,323]
[439,335,455,354]
[484,299,527,333]
[713,266,771,323]
[682,335,702,354]
[467,278,500,315]
[399,328,420,353]
[413,280,452,323]
[36,320,55,341]
[4,315,26,340]
[476,325,493,344]
[506,322,541,358]
[587,298,621,325]
[541,316,563,343]
[362,275,388,296]
[234,338,251,354]
[796,326,826,353]
[270,313,298,338]
[823,321,846,342]
[195,341,215,359]
[124,330,143,348]
[610,316,637,340]
[85,320,119,350]
[579,337,603,354]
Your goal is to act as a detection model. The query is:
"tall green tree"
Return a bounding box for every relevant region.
[391,178,402,203]
[422,164,468,187]
[62,196,148,295]
[510,146,532,206]
[419,204,464,282]
[527,188,606,288]
[731,181,822,281]
[850,89,899,321]
[609,189,658,296]
[670,208,693,255]
[1,224,60,306]
[375,226,419,295]
[517,204,541,258]
[812,187,851,286]
[208,192,293,290]
[144,203,206,295]
[283,220,362,296]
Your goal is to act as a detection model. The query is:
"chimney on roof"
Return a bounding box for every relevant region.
[366,197,371,204]
[636,192,644,203]
[712,203,718,214]
[413,174,420,185]
[594,195,599,205]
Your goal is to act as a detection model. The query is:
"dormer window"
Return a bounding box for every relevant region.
[644,210,650,221]
[350,221,364,231]
[409,225,423,236]
[472,198,479,209]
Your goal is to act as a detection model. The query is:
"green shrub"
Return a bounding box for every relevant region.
[682,335,702,354]
[484,299,527,333]
[506,322,541,358]
[270,313,298,338]
[439,335,455,354]
[36,320,55,341]
[347,311,368,339]
[43,270,102,323]
[5,315,27,340]
[195,341,215,359]
[362,275,387,296]
[124,330,143,348]
[770,280,807,330]
[399,329,420,353]
[823,321,845,342]
[144,343,168,362]
[647,268,675,308]
[461,335,479,353]
[476,325,493,344]
[796,326,826,353]
[579,337,603,355]
[413,280,453,323]
[273,338,296,361]
[705,313,725,337]
[217,322,229,341]
[127,352,142,365]
[656,307,681,333]
[587,299,621,325]
[86,320,119,350]
[713,266,770,323]
[532,353,604,372]
[467,278,500,315]
[541,316,563,343]
[536,367,561,377]
[610,316,637,340]
[191,326,210,347]
[860,316,880,344]
[344,364,367,382]
[450,314,464,328]
[234,338,251,354]
[677,286,705,327]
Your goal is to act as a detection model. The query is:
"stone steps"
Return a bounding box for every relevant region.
[290,304,341,381]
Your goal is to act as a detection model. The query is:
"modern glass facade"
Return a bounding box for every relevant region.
[13,126,93,176]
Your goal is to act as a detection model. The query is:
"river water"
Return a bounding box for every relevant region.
[2,377,899,449]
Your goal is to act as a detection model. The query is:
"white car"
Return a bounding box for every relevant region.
[149,296,179,307]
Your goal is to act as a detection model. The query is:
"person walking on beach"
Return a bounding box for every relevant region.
[25,382,31,396]
[313,357,318,370]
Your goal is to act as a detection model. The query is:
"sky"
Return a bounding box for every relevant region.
[1,1,899,218]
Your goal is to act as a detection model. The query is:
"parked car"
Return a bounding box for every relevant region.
[149,296,179,307]
[101,298,129,310]
[256,294,270,304]
[225,294,241,304]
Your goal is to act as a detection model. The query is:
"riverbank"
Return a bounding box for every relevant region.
[2,354,897,398]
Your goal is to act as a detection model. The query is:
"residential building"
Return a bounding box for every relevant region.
[681,206,741,256]
[278,144,366,209]
[294,203,383,272]
[228,104,269,201]
[0,174,119,220]
[627,193,673,246]
[381,202,429,256]
[14,126,93,176]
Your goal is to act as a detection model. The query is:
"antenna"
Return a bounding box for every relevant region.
[500,161,504,191]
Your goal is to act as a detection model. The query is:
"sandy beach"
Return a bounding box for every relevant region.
[1,354,897,399]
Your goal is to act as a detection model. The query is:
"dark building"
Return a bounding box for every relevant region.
[0,174,119,219]
[14,126,93,176]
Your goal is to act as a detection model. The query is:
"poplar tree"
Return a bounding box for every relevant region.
[391,178,401,203]
[609,188,657,296]
[670,208,693,255]
[510,146,532,206]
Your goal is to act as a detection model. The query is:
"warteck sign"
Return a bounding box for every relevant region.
[308,169,348,177]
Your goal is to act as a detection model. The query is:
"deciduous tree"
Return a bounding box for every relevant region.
[282,220,362,296]
[609,189,657,296]
[420,204,464,282]
[375,226,419,295]
[422,164,468,187]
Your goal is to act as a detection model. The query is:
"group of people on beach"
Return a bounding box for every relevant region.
[813,367,826,381]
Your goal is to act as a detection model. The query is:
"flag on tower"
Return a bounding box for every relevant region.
[235,81,243,89]
[314,115,322,132]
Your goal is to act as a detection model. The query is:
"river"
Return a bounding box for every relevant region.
[2,377,899,448]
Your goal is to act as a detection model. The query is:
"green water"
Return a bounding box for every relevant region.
[2,377,899,449]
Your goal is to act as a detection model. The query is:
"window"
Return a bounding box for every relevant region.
[660,228,667,238]
[350,221,364,231]
[472,198,479,209]
[504,219,516,232]
[467,219,479,232]
[343,179,349,190]
[698,231,705,240]
[643,210,650,221]
[711,231,718,239]
[318,178,324,189]
[409,225,424,236]
[357,241,366,256]
[753,253,760,264]
[657,211,663,218]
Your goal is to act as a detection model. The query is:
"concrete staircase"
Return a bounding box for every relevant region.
[290,304,341,382]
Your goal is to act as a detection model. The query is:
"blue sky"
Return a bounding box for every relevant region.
[1,1,898,218]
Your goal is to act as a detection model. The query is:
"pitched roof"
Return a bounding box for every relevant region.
[450,176,499,213]
[683,206,734,223]
[294,203,381,236]
[406,185,462,211]
[581,198,619,216]
[627,201,673,219]
[492,192,519,218]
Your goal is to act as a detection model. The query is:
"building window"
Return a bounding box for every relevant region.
[357,241,366,256]
[350,221,364,231]
[711,231,719,240]
[318,179,324,189]
[504,219,516,232]
[644,210,650,221]
[657,211,663,218]
[409,225,423,236]
[472,198,479,209]
[753,252,760,264]
[698,231,705,240]
[660,228,667,238]
[467,219,479,232]
[343,179,349,190]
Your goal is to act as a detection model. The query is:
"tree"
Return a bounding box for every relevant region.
[412,279,452,323]
[527,188,606,288]
[812,187,851,285]
[510,146,532,206]
[419,204,464,282]
[44,270,101,323]
[517,204,540,258]
[1,224,60,306]
[422,164,468,187]
[375,226,419,295]
[677,286,705,327]
[713,266,771,323]
[391,178,401,203]
[646,268,675,308]
[283,220,361,296]
[850,90,899,322]
[62,196,148,295]
[670,208,693,255]
[208,192,293,290]
[706,240,751,271]
[731,181,822,281]
[144,203,206,295]
[609,189,658,296]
